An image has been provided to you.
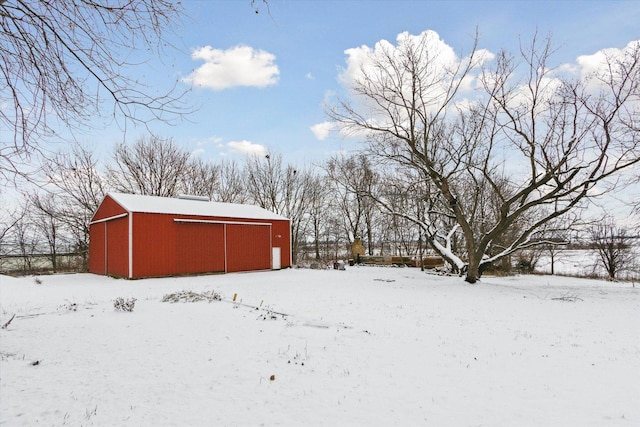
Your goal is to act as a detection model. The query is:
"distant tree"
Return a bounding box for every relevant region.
[42,144,106,269]
[305,174,330,261]
[376,174,420,258]
[8,202,39,273]
[590,220,634,280]
[212,160,250,204]
[329,31,640,283]
[43,145,106,214]
[0,195,20,254]
[0,0,189,183]
[245,153,318,263]
[324,154,379,255]
[30,192,65,273]
[180,158,221,199]
[108,135,191,197]
[541,230,574,275]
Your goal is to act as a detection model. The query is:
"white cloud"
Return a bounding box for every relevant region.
[183,45,279,90]
[336,30,495,135]
[191,148,205,156]
[574,40,640,93]
[310,121,335,140]
[227,140,267,156]
[339,30,478,93]
[196,136,223,146]
[306,72,314,80]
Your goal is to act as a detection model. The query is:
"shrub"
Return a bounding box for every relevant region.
[161,290,221,303]
[113,297,136,312]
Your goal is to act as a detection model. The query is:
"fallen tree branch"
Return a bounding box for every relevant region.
[1,314,16,329]
[551,293,583,302]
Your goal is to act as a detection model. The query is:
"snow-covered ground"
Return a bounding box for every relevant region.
[1,268,639,426]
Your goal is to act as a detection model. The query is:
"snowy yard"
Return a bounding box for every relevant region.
[1,268,639,426]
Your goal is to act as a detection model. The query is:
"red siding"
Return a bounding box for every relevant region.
[271,220,292,267]
[176,222,225,274]
[88,222,105,275]
[106,216,129,277]
[89,194,130,277]
[131,213,176,278]
[89,214,130,277]
[226,223,271,272]
[91,195,127,221]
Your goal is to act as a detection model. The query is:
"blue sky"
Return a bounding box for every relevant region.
[76,0,640,166]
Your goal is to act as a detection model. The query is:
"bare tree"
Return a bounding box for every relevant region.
[245,153,318,263]
[30,192,65,272]
[329,31,640,283]
[0,195,19,247]
[0,194,20,272]
[590,219,634,280]
[8,202,39,273]
[0,0,190,183]
[42,144,106,269]
[213,160,250,203]
[305,174,330,261]
[324,153,379,254]
[108,135,191,197]
[180,157,221,199]
[536,226,575,275]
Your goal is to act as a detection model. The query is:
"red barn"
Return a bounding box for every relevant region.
[89,193,291,278]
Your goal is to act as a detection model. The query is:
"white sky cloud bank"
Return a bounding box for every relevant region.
[310,121,334,140]
[336,30,639,137]
[576,40,640,75]
[339,31,493,98]
[334,30,494,138]
[227,140,267,156]
[184,45,279,90]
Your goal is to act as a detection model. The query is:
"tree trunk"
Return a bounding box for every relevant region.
[465,260,493,283]
[465,263,480,284]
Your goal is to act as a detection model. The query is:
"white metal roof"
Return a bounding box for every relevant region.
[106,192,289,221]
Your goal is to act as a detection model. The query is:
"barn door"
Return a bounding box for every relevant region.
[225,223,271,272]
[272,247,281,270]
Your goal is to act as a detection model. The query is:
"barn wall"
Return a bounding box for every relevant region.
[89,195,131,277]
[106,216,129,277]
[176,222,225,274]
[91,195,127,221]
[271,219,292,268]
[88,222,106,275]
[226,223,272,272]
[131,213,177,278]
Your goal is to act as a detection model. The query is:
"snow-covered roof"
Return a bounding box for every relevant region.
[107,193,289,221]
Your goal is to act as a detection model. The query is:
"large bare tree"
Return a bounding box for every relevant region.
[0,0,188,182]
[107,135,191,197]
[213,160,250,204]
[0,193,20,261]
[245,153,318,264]
[29,192,65,272]
[42,144,106,269]
[304,173,330,261]
[329,31,640,283]
[590,219,634,280]
[323,153,380,254]
[180,157,221,200]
